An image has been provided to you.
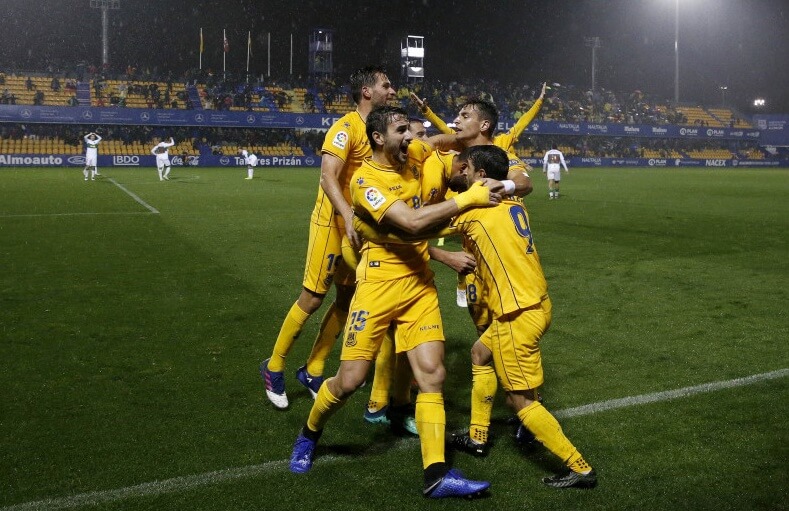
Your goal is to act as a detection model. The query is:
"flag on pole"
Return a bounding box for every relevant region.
[223,30,229,53]
[247,31,253,57]
[200,28,204,54]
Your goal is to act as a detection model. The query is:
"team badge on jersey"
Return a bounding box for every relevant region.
[332,131,349,150]
[364,187,386,210]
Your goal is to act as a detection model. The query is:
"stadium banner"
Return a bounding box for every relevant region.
[1,153,785,168]
[752,114,789,146]
[521,156,786,168]
[0,153,319,168]
[516,120,761,140]
[0,105,762,140]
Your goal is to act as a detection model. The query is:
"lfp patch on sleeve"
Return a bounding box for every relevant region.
[364,188,386,210]
[332,131,349,150]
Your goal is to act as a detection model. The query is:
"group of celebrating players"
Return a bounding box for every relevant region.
[259,65,594,499]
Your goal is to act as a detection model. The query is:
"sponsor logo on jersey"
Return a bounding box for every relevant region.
[364,187,386,210]
[344,331,357,347]
[332,131,348,150]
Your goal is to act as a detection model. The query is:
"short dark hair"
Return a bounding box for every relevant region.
[460,98,499,137]
[366,105,408,148]
[457,145,509,181]
[349,65,388,104]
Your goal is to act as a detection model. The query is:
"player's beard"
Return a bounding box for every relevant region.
[448,173,470,192]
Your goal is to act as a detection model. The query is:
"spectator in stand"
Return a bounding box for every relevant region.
[26,77,35,91]
[51,77,61,92]
[33,90,45,106]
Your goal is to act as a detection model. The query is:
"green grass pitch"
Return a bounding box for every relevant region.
[1,165,787,510]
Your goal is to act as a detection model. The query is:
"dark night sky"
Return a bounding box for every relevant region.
[1,0,787,113]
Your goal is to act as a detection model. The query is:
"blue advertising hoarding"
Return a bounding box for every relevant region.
[0,104,764,141]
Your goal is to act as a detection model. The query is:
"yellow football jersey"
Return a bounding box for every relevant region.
[421,150,456,205]
[350,140,433,282]
[447,198,547,318]
[311,110,371,227]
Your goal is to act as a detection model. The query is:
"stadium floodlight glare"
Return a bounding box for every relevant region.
[753,98,765,107]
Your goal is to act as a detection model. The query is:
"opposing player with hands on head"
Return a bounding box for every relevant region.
[240,149,258,179]
[289,105,499,499]
[83,132,102,181]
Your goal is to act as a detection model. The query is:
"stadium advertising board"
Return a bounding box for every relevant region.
[1,154,783,168]
[0,105,762,141]
[753,114,789,146]
[0,154,317,167]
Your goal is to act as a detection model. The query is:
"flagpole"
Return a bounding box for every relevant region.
[246,31,251,83]
[290,33,293,75]
[199,28,203,70]
[267,32,271,78]
[223,29,227,80]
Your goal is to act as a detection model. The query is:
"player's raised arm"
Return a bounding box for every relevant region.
[410,92,453,135]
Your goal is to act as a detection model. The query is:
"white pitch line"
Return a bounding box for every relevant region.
[2,368,786,511]
[0,212,156,218]
[107,177,159,214]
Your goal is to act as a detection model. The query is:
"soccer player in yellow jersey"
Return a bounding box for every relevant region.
[362,117,476,430]
[260,66,395,409]
[289,105,499,499]
[447,145,596,489]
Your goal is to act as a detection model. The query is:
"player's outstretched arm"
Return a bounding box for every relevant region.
[381,182,499,235]
[353,214,453,244]
[410,92,453,135]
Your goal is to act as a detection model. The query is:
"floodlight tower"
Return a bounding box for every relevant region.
[584,36,602,91]
[90,0,120,67]
[401,35,425,83]
[309,28,334,79]
[674,0,679,104]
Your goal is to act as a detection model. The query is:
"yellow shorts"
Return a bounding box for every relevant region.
[341,273,444,360]
[480,296,552,392]
[302,221,355,295]
[464,273,491,331]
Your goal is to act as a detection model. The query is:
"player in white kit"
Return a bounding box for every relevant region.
[83,132,102,181]
[542,144,569,199]
[241,149,258,179]
[151,137,175,181]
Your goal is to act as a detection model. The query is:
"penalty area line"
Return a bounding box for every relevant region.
[107,177,159,214]
[2,368,786,511]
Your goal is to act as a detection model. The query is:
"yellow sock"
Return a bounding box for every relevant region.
[390,352,413,406]
[469,364,497,444]
[367,329,394,411]
[517,401,591,472]
[307,378,347,432]
[416,393,445,468]
[269,302,310,372]
[305,303,347,376]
